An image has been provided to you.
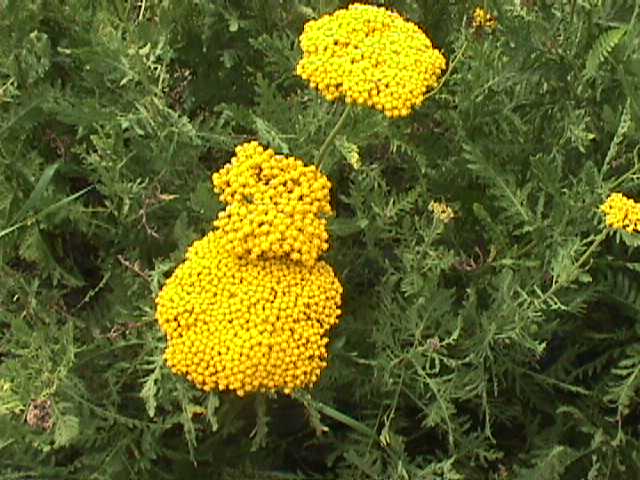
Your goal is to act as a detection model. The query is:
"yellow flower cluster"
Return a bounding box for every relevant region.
[155,142,342,396]
[155,232,342,396]
[212,142,331,265]
[429,200,455,223]
[472,6,497,31]
[600,192,640,233]
[296,3,447,118]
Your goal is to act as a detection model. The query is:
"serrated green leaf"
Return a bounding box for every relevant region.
[251,394,269,451]
[329,217,367,236]
[172,211,197,252]
[206,393,220,432]
[18,226,83,286]
[53,414,80,449]
[585,27,626,78]
[189,181,222,219]
[140,360,162,418]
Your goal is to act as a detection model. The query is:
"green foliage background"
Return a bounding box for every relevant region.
[2,0,640,478]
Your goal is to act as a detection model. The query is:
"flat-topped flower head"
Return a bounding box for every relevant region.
[429,200,455,223]
[472,6,497,31]
[296,3,447,118]
[212,141,332,265]
[600,192,640,233]
[155,232,342,396]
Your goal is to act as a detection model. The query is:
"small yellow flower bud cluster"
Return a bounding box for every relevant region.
[600,193,640,233]
[472,7,497,31]
[155,233,342,396]
[296,3,447,118]
[155,142,343,396]
[212,141,332,265]
[429,200,455,223]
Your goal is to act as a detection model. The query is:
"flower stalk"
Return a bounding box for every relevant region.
[316,105,352,169]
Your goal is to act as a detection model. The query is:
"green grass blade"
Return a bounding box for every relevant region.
[12,162,61,222]
[0,185,93,240]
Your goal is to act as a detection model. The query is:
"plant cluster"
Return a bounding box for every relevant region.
[600,192,640,233]
[296,3,446,117]
[2,1,640,479]
[155,142,342,396]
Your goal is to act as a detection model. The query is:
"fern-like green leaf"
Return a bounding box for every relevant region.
[585,27,626,78]
[140,358,162,418]
[53,414,80,449]
[514,445,582,480]
[599,268,640,319]
[602,99,632,175]
[604,344,640,421]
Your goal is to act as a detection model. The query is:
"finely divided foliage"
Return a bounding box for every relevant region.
[1,1,640,479]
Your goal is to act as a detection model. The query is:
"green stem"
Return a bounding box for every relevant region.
[295,391,418,475]
[609,152,640,191]
[425,40,468,100]
[137,0,146,22]
[569,0,577,25]
[545,231,607,300]
[297,392,377,439]
[316,104,352,170]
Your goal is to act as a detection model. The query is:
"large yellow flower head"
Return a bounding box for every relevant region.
[156,141,343,396]
[600,192,640,233]
[155,232,342,396]
[212,141,332,266]
[296,3,447,118]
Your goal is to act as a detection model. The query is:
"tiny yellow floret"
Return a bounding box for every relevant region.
[295,3,447,118]
[600,192,640,233]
